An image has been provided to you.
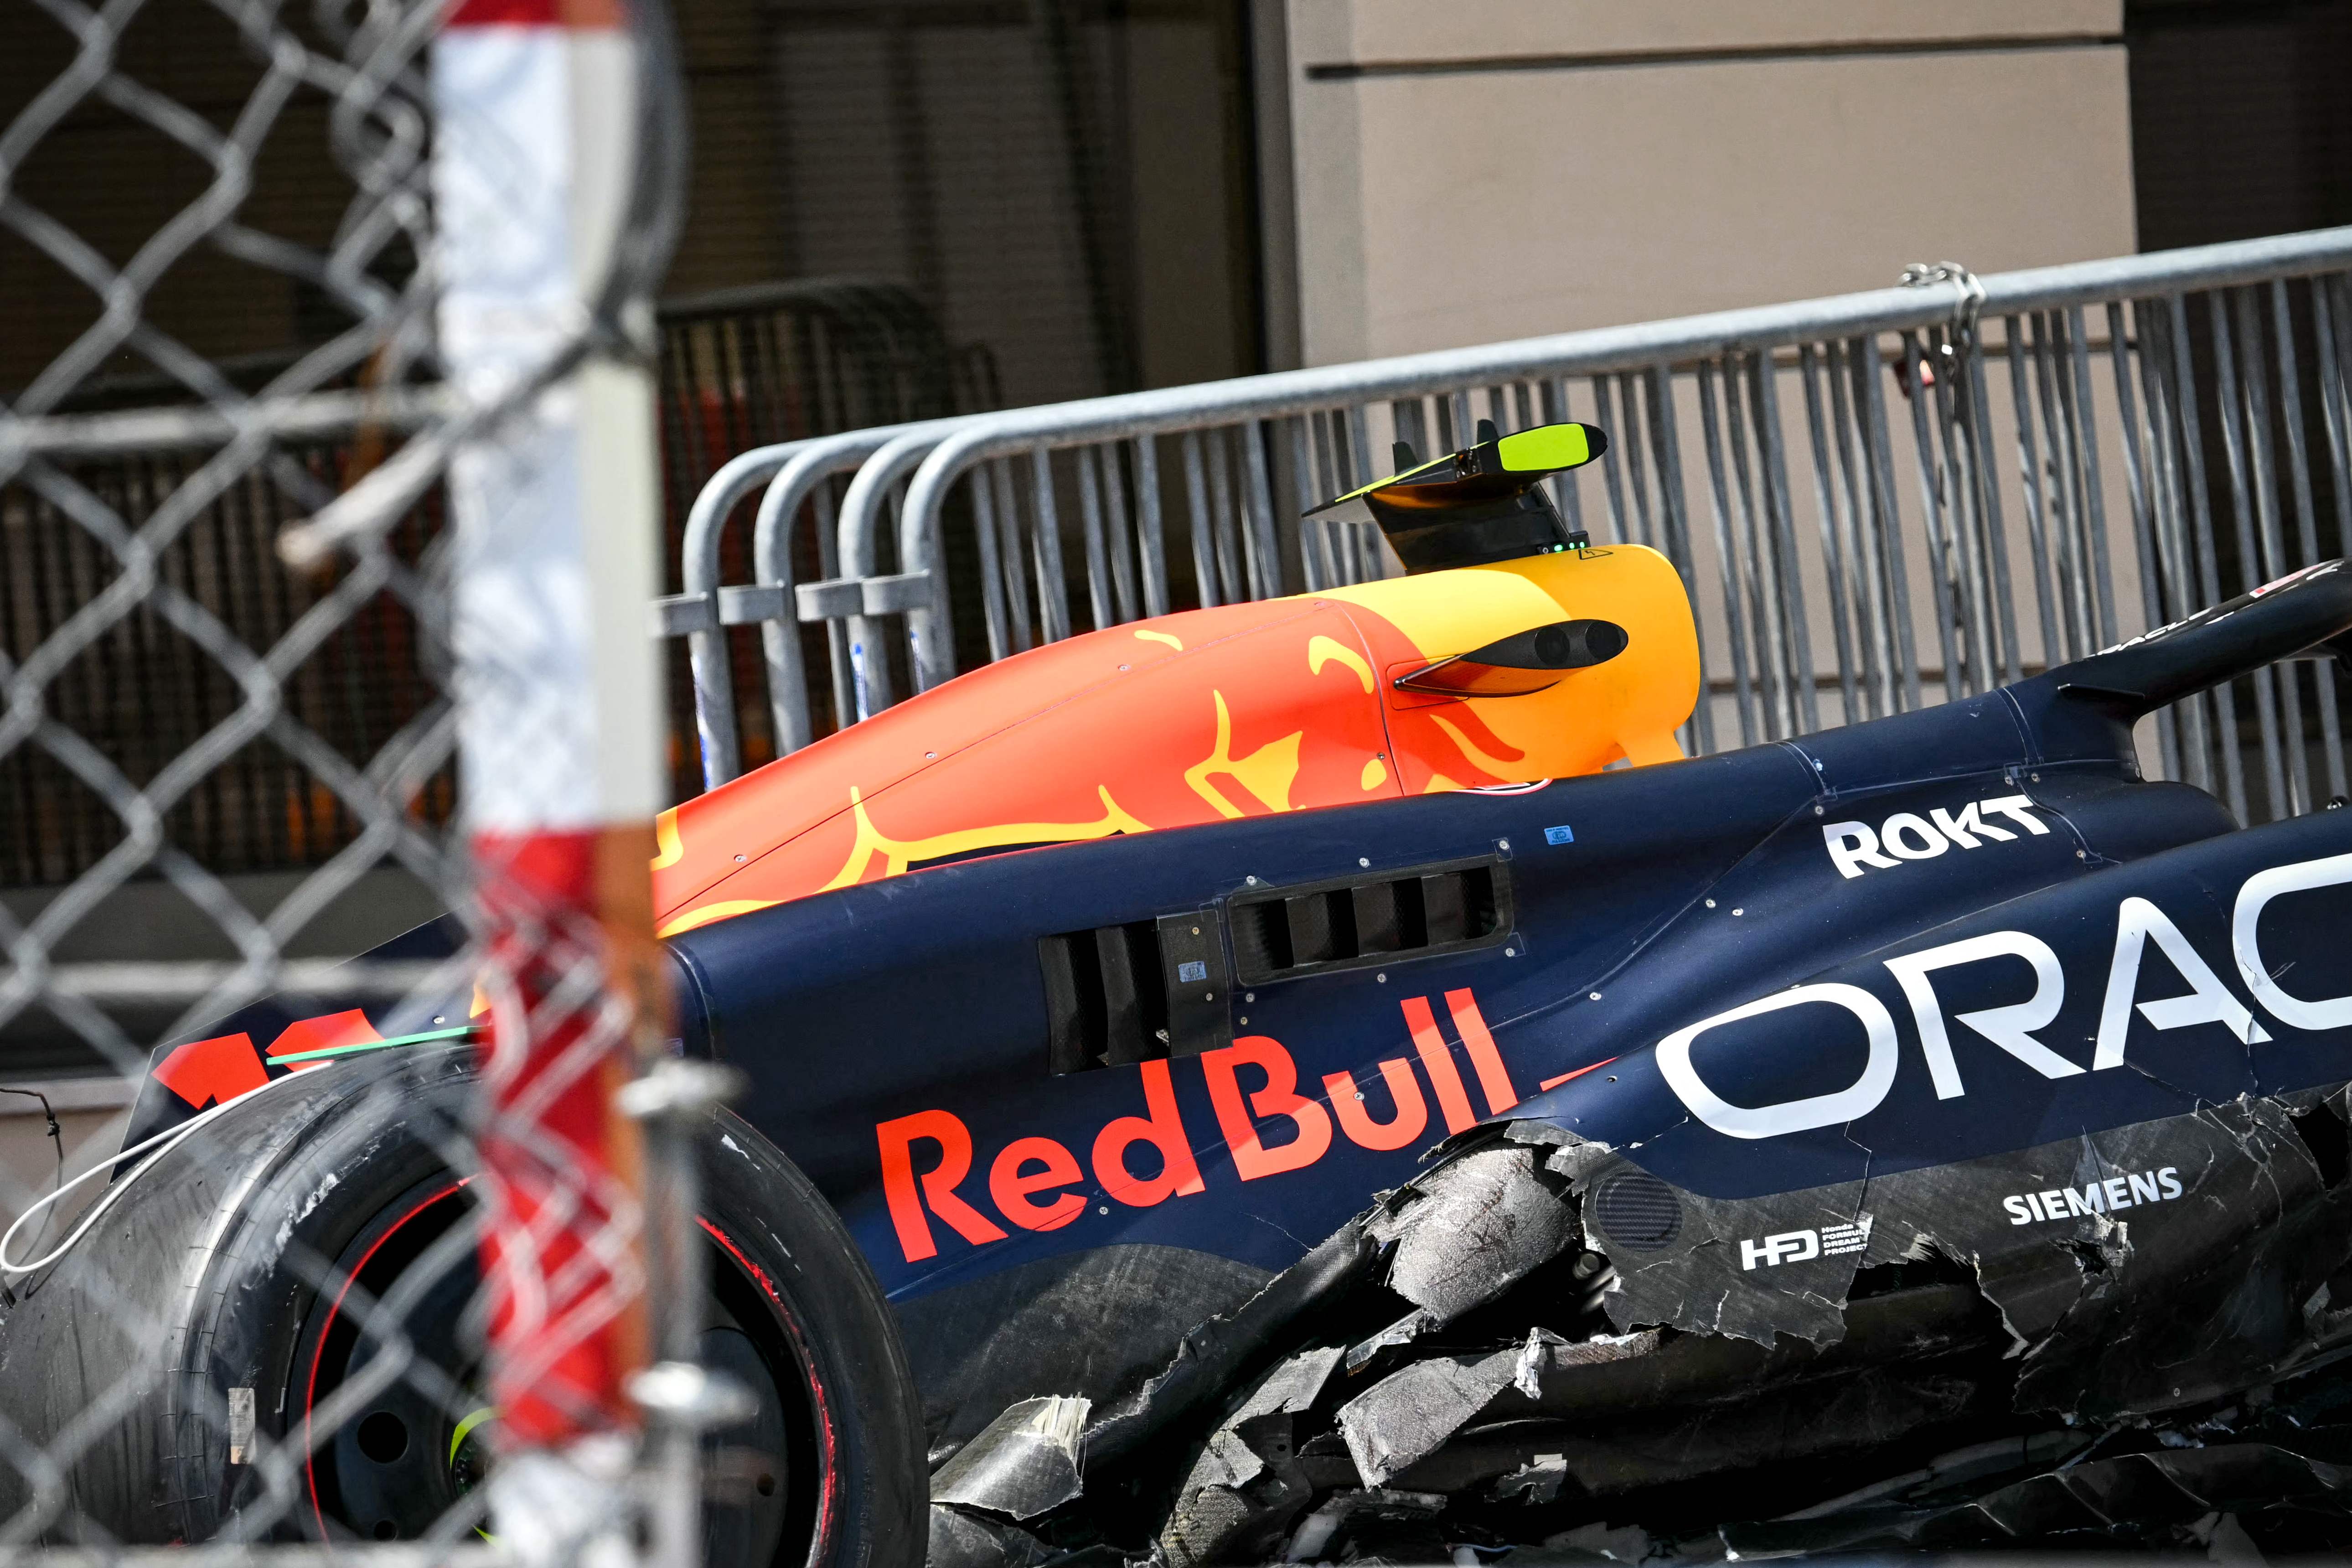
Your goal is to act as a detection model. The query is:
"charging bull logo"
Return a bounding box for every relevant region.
[873,988,1539,1264]
[654,546,1699,936]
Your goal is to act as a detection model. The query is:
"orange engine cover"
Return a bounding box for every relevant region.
[652,544,1699,936]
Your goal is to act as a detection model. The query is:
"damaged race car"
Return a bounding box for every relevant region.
[5,419,2352,1565]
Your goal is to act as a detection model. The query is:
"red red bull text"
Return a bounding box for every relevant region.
[876,988,1524,1263]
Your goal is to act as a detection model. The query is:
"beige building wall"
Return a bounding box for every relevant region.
[1273,2,2167,775]
[1282,1,2138,364]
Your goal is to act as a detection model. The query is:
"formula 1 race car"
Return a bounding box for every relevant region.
[5,421,2352,1566]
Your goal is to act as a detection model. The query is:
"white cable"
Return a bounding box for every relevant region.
[0,1065,330,1279]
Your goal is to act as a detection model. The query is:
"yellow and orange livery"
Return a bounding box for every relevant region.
[653,542,1699,937]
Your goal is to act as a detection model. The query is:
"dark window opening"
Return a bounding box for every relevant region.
[2128,0,2352,254]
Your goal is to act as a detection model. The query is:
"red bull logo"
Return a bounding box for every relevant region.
[652,545,1700,938]
[874,988,1529,1264]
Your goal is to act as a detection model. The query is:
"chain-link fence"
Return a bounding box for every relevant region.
[0,276,994,907]
[0,0,781,1560]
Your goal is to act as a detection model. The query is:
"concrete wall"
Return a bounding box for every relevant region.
[1282,1,2138,364]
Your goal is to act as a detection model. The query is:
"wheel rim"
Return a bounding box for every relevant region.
[297,1185,830,1565]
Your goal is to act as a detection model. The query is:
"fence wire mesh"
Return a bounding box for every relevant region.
[0,0,722,1561]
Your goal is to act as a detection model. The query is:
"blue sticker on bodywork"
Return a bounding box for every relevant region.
[1545,824,1575,845]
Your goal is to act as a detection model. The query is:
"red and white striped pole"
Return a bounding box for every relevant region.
[429,0,671,1558]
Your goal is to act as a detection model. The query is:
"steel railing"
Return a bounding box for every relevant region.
[663,227,2352,824]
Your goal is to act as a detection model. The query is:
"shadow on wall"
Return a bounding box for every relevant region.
[2129,0,2352,251]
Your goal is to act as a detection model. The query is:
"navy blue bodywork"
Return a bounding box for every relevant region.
[676,704,2220,1273]
[661,565,2352,1442]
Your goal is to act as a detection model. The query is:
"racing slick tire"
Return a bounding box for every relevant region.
[0,1044,924,1568]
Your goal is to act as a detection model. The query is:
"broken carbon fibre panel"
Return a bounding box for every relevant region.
[1335,1340,1523,1486]
[1076,1216,1379,1474]
[1337,1281,1994,1480]
[1153,1311,2012,1563]
[1553,1138,1877,1348]
[896,1244,1272,1463]
[1981,1096,2348,1415]
[925,1396,1091,1568]
[1508,1089,2352,1422]
[1120,1086,2352,1560]
[1361,1143,1582,1323]
[1150,1151,1603,1562]
[1723,1440,2352,1555]
[930,1394,1091,1520]
[1272,1487,1452,1564]
[924,1508,1058,1568]
[1391,1365,1995,1499]
[1120,1148,1595,1564]
[1158,1346,1344,1568]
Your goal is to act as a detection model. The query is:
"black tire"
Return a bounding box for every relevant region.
[0,1045,925,1568]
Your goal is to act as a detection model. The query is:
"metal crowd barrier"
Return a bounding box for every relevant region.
[662,227,2352,828]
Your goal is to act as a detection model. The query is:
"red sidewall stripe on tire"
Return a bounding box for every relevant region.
[698,1216,843,1563]
[295,1195,834,1554]
[303,1178,473,1539]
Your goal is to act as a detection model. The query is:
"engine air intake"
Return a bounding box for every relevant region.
[1229,858,1511,984]
[1039,911,1231,1075]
